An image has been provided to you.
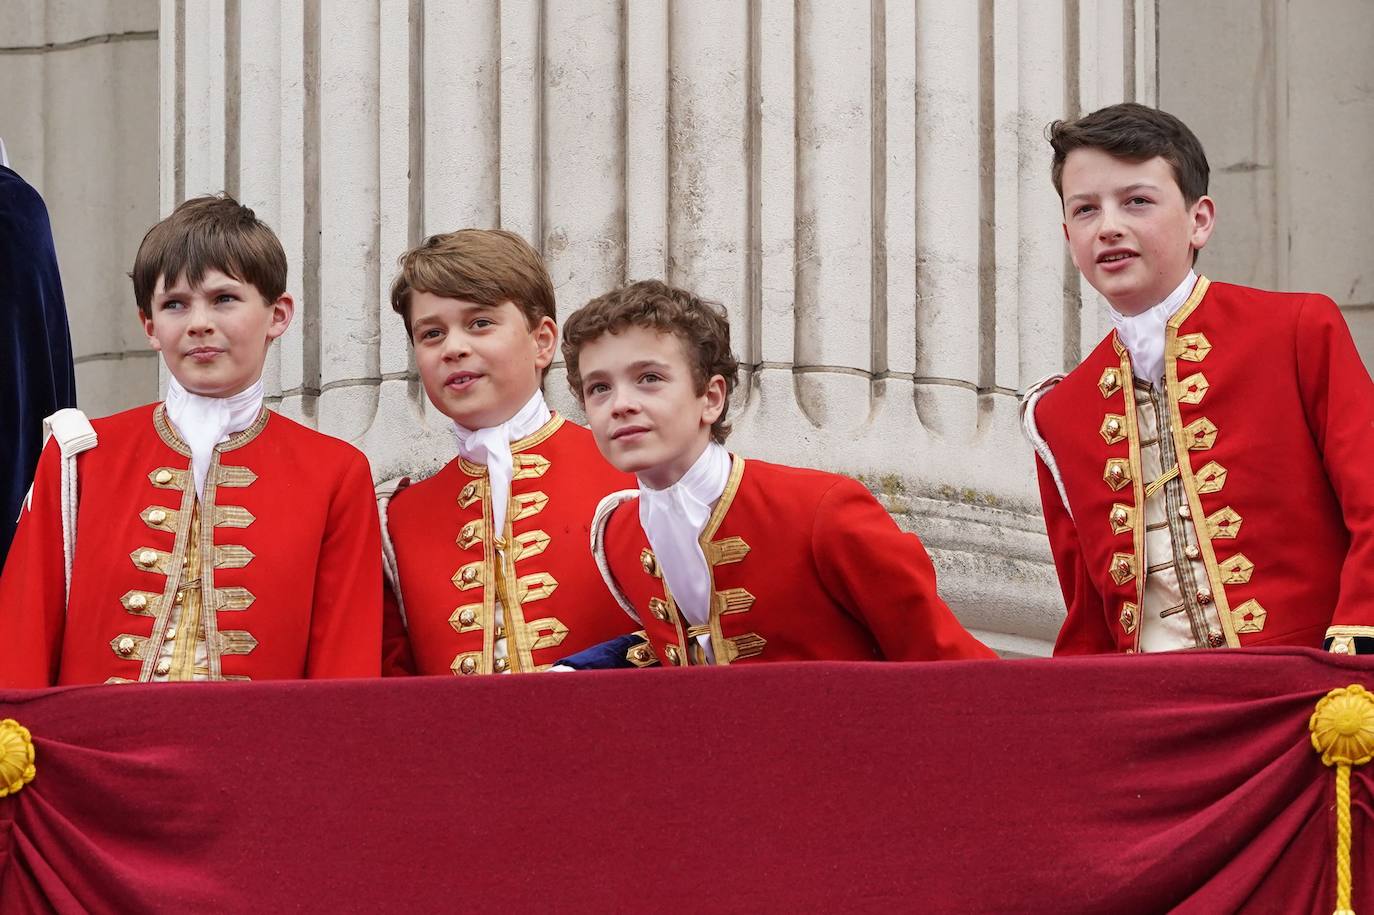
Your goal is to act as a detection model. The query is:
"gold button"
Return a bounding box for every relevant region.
[1332,641,1351,655]
[148,509,168,525]
[1110,508,1128,526]
[459,482,477,501]
[665,645,681,665]
[116,637,135,656]
[494,657,510,673]
[1197,588,1212,604]
[174,591,184,605]
[1207,632,1225,648]
[165,626,177,640]
[461,567,477,583]
[129,594,148,610]
[1106,419,1121,436]
[1109,465,1124,480]
[641,551,658,576]
[154,658,172,676]
[458,609,476,627]
[1177,505,1191,519]
[154,469,173,485]
[1115,557,1131,574]
[137,549,158,567]
[652,606,667,621]
[630,646,650,663]
[1184,544,1201,560]
[458,656,477,675]
[461,523,474,539]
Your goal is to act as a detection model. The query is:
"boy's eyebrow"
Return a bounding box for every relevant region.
[1065,182,1161,205]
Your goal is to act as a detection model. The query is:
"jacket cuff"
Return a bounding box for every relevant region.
[1324,626,1374,655]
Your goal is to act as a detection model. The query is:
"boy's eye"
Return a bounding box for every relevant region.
[1073,204,1096,217]
[159,299,185,311]
[216,293,238,304]
[417,327,442,341]
[471,318,495,329]
[1126,196,1151,206]
[587,382,611,396]
[639,373,663,384]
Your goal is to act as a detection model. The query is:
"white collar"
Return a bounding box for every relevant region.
[637,442,732,648]
[1109,271,1198,384]
[164,376,265,499]
[452,389,552,537]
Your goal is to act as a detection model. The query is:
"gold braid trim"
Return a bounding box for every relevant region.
[1309,684,1374,915]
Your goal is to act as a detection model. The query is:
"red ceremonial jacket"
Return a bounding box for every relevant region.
[383,415,635,675]
[1025,277,1374,655]
[0,403,383,687]
[598,455,994,665]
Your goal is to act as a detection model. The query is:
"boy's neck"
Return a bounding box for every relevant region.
[1108,269,1198,318]
[453,386,547,434]
[166,373,266,402]
[639,437,715,491]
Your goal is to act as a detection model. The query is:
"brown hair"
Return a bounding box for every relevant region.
[131,194,287,318]
[390,229,555,338]
[562,280,740,444]
[1048,102,1210,204]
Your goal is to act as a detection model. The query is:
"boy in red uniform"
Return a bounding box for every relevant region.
[0,194,382,686]
[556,280,993,668]
[379,230,632,675]
[1022,103,1374,655]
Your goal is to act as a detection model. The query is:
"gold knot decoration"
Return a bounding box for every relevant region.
[0,718,36,798]
[1310,685,1374,915]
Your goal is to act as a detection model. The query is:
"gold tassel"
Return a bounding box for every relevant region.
[1310,685,1374,915]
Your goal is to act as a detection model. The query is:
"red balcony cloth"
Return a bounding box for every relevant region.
[0,647,1370,913]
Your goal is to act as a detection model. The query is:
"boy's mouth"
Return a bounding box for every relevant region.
[611,425,650,442]
[1096,248,1138,268]
[185,346,225,362]
[444,371,482,390]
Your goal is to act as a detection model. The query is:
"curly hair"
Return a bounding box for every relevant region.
[562,280,740,444]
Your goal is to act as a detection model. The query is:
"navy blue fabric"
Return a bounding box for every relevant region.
[0,166,76,566]
[556,632,654,669]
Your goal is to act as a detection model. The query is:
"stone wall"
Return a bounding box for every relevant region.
[0,0,161,416]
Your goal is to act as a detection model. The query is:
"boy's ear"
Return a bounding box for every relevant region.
[701,374,727,426]
[141,311,161,351]
[266,293,295,341]
[532,315,558,370]
[1188,195,1216,253]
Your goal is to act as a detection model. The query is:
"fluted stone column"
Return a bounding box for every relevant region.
[160,0,1159,656]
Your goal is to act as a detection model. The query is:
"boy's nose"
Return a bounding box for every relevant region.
[1097,208,1124,240]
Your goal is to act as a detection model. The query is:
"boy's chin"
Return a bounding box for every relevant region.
[166,368,259,399]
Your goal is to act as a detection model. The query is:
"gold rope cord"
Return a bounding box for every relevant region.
[1310,684,1374,915]
[0,718,35,796]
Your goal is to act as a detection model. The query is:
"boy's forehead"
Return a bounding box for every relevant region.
[582,325,690,370]
[153,267,243,295]
[410,292,516,321]
[1061,148,1176,195]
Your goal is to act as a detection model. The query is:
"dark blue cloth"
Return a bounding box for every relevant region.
[0,166,76,566]
[555,632,656,670]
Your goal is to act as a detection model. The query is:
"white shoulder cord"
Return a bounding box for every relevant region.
[589,489,644,624]
[375,476,411,628]
[1019,374,1071,521]
[31,409,98,609]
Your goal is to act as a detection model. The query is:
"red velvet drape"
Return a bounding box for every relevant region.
[0,647,1370,913]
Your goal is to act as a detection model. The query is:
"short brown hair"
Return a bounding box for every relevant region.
[562,280,740,444]
[390,229,555,338]
[1048,103,1210,204]
[131,194,287,318]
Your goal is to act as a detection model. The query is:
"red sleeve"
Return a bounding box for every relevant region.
[1294,294,1374,642]
[810,477,995,661]
[305,452,383,678]
[381,576,416,676]
[1036,456,1115,655]
[0,439,67,687]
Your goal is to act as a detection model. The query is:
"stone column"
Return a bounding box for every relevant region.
[162,0,1156,656]
[0,0,161,417]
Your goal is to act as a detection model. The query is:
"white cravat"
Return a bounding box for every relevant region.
[638,442,732,660]
[164,376,265,499]
[1109,271,1198,384]
[453,389,551,537]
